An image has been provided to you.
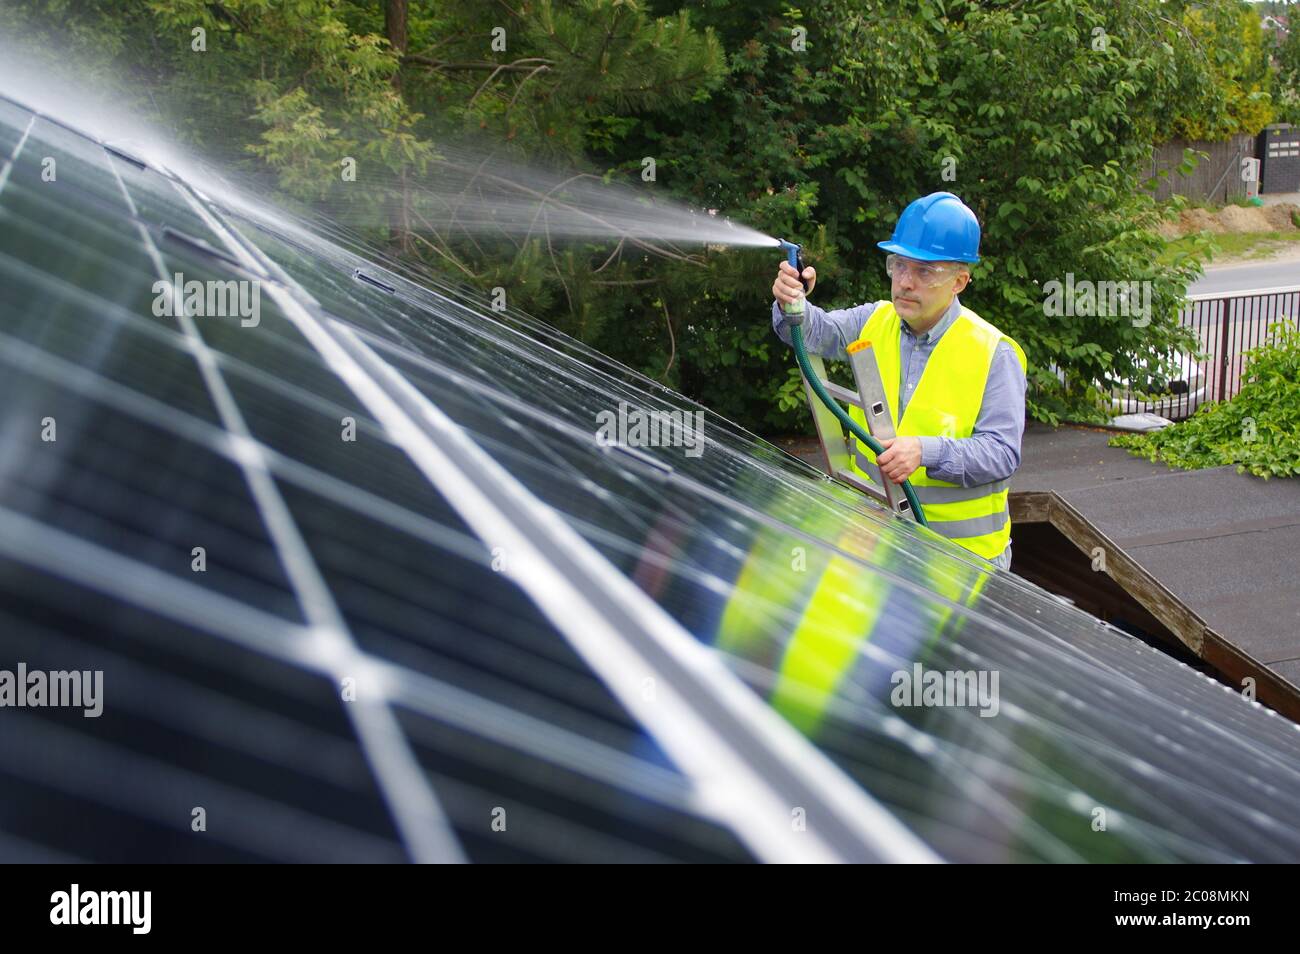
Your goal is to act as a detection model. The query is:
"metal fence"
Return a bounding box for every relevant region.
[1120,286,1300,421]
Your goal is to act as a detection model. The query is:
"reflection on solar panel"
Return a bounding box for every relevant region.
[1,90,1298,864]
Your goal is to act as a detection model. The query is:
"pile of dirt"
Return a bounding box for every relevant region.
[1162,202,1300,238]
[1262,203,1300,230]
[1181,207,1228,234]
[1217,204,1273,231]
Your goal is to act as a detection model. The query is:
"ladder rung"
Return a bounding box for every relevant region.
[820,380,862,407]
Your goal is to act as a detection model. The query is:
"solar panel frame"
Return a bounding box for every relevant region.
[2,87,1299,864]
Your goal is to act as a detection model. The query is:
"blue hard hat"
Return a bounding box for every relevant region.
[876,191,981,263]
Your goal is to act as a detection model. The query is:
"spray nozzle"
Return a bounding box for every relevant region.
[777,238,807,287]
[776,238,807,325]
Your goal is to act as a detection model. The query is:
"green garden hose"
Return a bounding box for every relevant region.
[779,239,928,527]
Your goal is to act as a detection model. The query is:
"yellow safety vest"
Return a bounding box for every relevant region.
[848,301,1027,561]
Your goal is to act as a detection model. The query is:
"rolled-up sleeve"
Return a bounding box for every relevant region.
[772,299,879,362]
[916,341,1026,487]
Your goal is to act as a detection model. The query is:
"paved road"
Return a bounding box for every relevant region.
[1188,258,1300,296]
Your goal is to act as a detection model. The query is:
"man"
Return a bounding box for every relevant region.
[771,191,1027,571]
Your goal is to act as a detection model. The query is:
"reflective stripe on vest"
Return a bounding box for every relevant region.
[848,301,1026,561]
[852,448,1010,502]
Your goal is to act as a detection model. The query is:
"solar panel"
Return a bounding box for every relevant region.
[1,90,1298,863]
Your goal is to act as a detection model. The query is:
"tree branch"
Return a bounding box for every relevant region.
[410,231,481,280]
[543,208,574,316]
[658,289,676,380]
[505,63,552,119]
[402,55,554,73]
[593,236,625,273]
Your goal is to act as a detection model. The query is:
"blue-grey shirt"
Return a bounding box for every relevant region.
[772,296,1026,487]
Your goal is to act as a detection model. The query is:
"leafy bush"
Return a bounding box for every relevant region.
[1110,322,1300,478]
[3,0,1252,434]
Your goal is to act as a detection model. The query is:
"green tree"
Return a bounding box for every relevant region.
[0,0,727,354]
[1271,6,1300,124]
[1,0,1247,433]
[1164,0,1275,141]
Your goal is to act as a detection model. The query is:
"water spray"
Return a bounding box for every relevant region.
[776,239,928,527]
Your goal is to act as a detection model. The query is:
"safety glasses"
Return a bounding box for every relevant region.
[885,254,963,287]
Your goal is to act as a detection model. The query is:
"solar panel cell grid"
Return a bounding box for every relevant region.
[1,90,1298,864]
